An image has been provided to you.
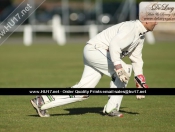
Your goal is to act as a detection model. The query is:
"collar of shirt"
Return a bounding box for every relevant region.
[136,20,147,35]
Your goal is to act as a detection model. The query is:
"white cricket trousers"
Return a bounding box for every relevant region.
[72,44,132,113]
[41,44,132,111]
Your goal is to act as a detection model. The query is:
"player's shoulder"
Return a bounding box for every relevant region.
[117,20,137,33]
[104,20,137,34]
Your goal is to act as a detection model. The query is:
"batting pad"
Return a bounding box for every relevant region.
[41,96,88,110]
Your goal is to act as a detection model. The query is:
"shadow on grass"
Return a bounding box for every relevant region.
[29,107,139,117]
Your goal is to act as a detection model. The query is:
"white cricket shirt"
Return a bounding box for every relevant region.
[87,20,148,76]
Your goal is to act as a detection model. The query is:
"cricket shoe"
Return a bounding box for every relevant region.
[103,106,123,117]
[30,96,50,117]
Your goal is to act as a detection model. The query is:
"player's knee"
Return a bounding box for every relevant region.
[82,95,89,98]
[77,95,90,101]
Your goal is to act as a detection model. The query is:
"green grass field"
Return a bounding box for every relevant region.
[0,42,175,132]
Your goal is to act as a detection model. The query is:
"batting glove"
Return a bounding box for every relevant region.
[134,74,148,99]
[135,75,148,88]
[115,68,129,83]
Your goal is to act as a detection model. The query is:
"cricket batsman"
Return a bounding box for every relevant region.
[30,20,157,117]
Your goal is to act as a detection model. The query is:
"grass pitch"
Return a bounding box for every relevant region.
[0,42,175,132]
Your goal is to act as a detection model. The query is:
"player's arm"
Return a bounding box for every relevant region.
[109,23,135,83]
[128,43,148,88]
[128,43,144,76]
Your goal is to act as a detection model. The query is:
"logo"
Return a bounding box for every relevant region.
[121,51,129,58]
[139,2,175,22]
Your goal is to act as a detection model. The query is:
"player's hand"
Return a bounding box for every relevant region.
[134,74,148,99]
[115,68,129,83]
